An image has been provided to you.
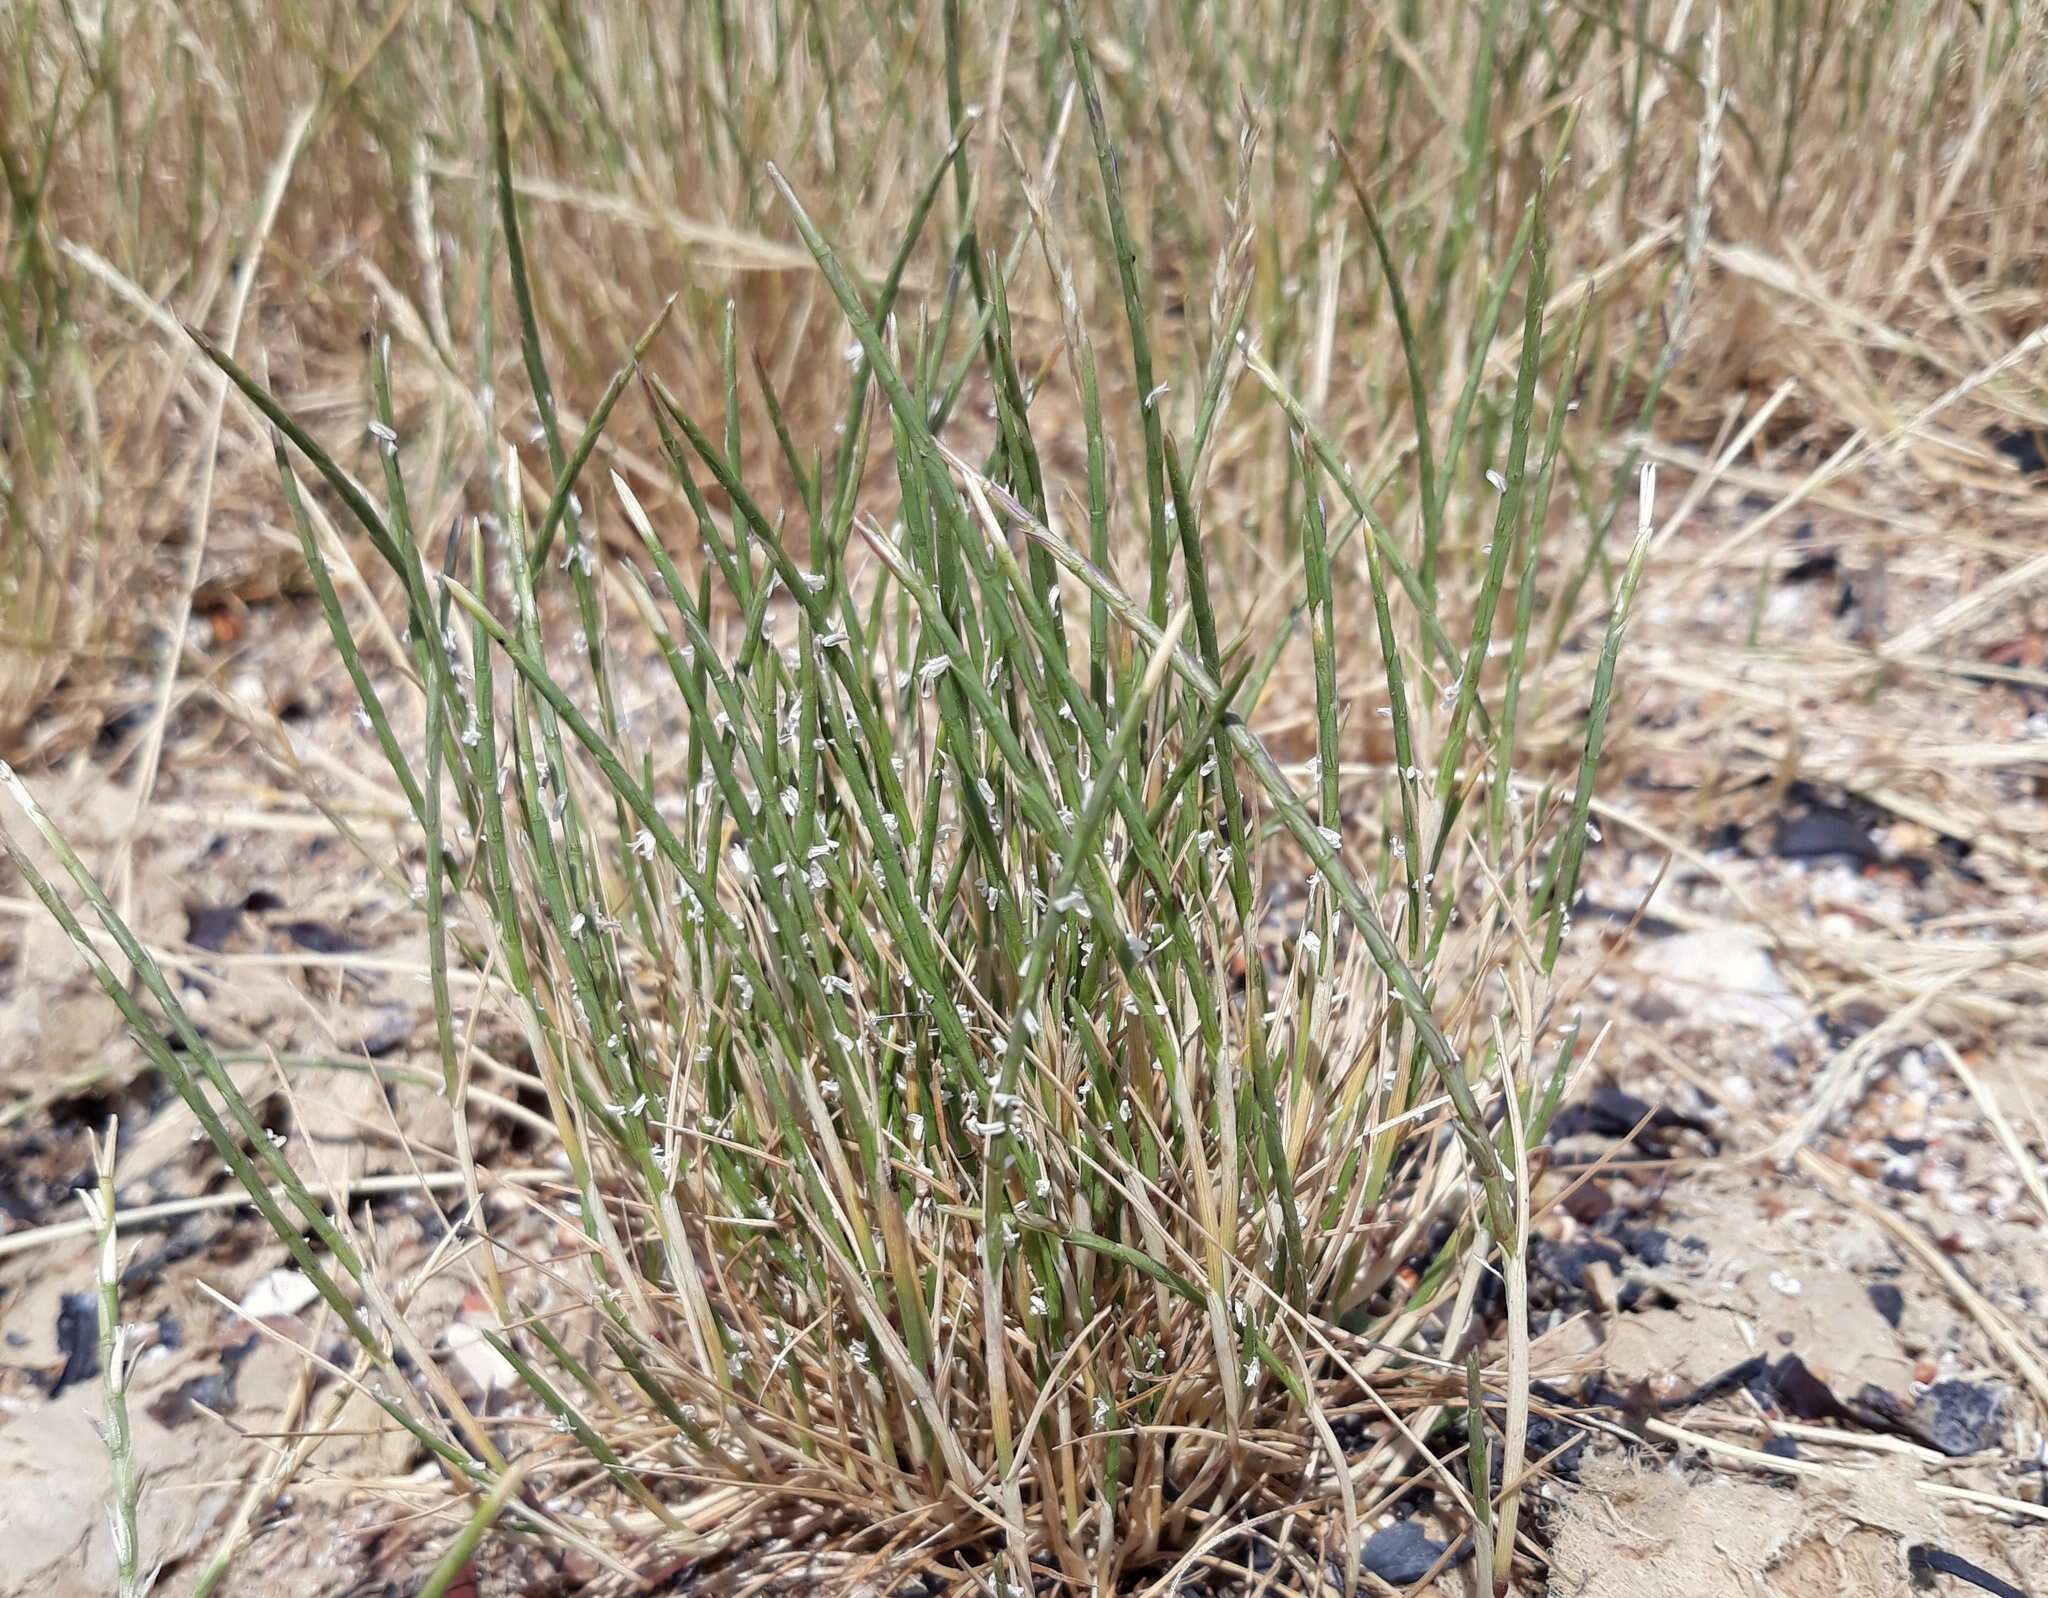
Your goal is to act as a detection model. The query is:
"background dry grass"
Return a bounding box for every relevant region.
[7,1,2046,857]
[1,2,2044,1595]
[9,2,2047,722]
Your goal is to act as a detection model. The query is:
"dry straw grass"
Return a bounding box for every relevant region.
[3,2,2046,1594]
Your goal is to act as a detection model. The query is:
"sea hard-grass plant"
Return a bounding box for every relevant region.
[78,1119,152,1598]
[3,11,1686,1592]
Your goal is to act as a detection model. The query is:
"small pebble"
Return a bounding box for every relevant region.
[1916,1381,2006,1457]
[1362,1520,1447,1586]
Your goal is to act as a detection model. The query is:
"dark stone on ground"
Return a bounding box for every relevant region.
[1617,1278,1678,1312]
[1909,1544,2029,1598]
[185,901,247,950]
[148,1367,237,1428]
[1529,1237,1624,1311]
[50,1291,100,1395]
[1916,1381,2006,1457]
[1614,1224,1673,1266]
[1772,808,1880,866]
[1362,1521,1447,1586]
[1569,893,1683,937]
[354,1012,414,1057]
[1768,1354,1850,1422]
[1549,1083,1714,1147]
[282,918,358,954]
[1867,1283,1905,1328]
[1991,427,2048,476]
[1783,549,1840,583]
[1524,1410,1589,1480]
[1660,1353,1769,1411]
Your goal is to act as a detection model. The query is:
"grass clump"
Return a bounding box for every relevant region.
[2,9,1707,1593]
[7,0,2048,1589]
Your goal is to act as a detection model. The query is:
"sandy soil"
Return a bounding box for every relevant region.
[1,468,2043,1595]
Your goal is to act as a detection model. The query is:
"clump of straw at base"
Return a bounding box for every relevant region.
[5,35,1669,1598]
